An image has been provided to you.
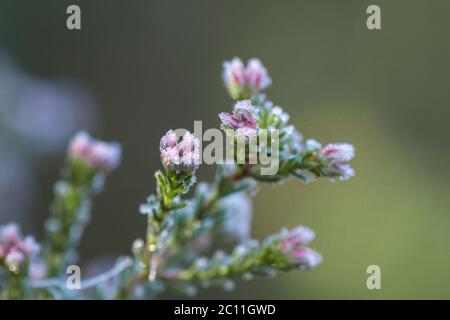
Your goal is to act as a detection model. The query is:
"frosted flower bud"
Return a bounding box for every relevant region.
[0,223,42,275]
[222,58,246,88]
[160,130,178,150]
[161,146,181,169]
[279,226,321,270]
[233,100,258,125]
[222,58,271,99]
[279,226,315,252]
[219,100,258,131]
[219,112,240,129]
[160,130,200,173]
[89,141,122,171]
[68,131,90,159]
[68,131,122,172]
[245,58,272,91]
[291,247,322,270]
[322,143,355,162]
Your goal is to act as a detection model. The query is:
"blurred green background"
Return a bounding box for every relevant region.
[1,0,450,299]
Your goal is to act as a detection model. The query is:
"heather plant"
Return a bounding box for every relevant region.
[0,57,355,299]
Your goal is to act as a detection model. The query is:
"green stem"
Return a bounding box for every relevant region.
[44,160,100,277]
[3,274,26,299]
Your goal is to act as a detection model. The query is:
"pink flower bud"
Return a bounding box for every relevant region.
[319,143,355,181]
[160,130,178,150]
[219,100,258,131]
[178,132,201,167]
[0,223,42,275]
[245,58,271,91]
[218,112,241,129]
[279,226,315,252]
[222,58,246,88]
[222,58,271,99]
[322,143,355,162]
[89,141,122,171]
[160,130,200,173]
[279,226,321,270]
[68,131,122,172]
[233,100,258,127]
[68,131,90,159]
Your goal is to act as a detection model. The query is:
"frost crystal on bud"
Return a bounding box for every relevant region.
[68,131,122,172]
[322,143,355,162]
[222,58,271,99]
[160,130,200,173]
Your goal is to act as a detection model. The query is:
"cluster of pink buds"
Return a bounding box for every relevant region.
[322,143,355,162]
[160,130,200,173]
[222,58,272,99]
[279,226,322,270]
[321,143,355,181]
[219,100,258,139]
[0,223,40,274]
[68,131,122,172]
